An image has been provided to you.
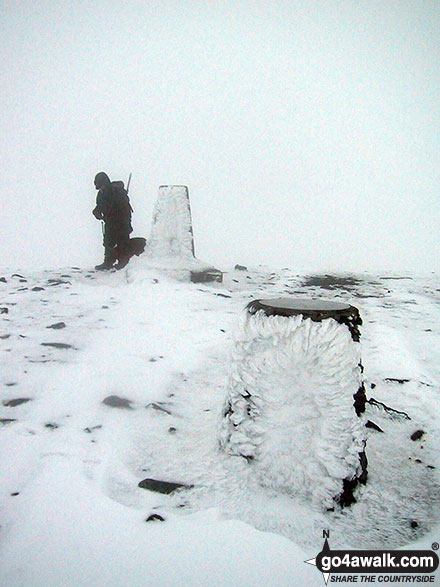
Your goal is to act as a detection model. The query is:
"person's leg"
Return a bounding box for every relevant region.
[114,235,130,269]
[95,226,117,270]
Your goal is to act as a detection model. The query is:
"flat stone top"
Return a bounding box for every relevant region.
[248,298,362,340]
[258,298,351,312]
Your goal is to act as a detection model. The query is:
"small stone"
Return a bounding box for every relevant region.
[0,277,7,283]
[102,305,108,309]
[427,465,436,470]
[46,322,66,330]
[41,342,74,349]
[47,279,71,286]
[410,430,425,441]
[410,521,418,529]
[32,287,45,291]
[3,398,32,407]
[415,459,422,464]
[12,274,25,279]
[366,420,384,433]
[168,427,177,434]
[10,492,19,496]
[5,382,17,387]
[84,425,102,433]
[45,423,59,429]
[370,383,376,389]
[146,403,172,415]
[234,264,248,271]
[138,478,193,494]
[145,514,165,522]
[0,418,16,425]
[102,395,133,409]
[1,308,9,314]
[0,334,11,339]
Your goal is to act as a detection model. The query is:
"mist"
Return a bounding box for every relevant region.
[1,0,439,273]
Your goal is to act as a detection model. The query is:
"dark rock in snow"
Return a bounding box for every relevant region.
[367,398,411,421]
[0,277,7,283]
[5,382,17,387]
[214,293,232,298]
[384,378,410,385]
[32,287,45,291]
[47,279,71,286]
[410,430,425,441]
[145,514,165,522]
[84,425,103,433]
[168,427,177,434]
[0,418,17,425]
[46,322,66,330]
[102,395,133,409]
[138,478,193,494]
[366,420,384,433]
[1,308,9,314]
[146,402,172,415]
[41,342,75,349]
[234,264,248,271]
[190,269,223,283]
[10,492,19,496]
[12,274,26,279]
[3,398,32,407]
[45,422,60,429]
[0,334,11,339]
[410,521,418,529]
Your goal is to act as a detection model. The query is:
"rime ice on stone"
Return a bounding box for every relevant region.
[146,185,222,282]
[147,186,195,260]
[219,298,368,511]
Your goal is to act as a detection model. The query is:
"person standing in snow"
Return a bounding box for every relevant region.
[92,172,133,270]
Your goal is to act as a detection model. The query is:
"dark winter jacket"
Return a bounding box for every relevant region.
[93,181,133,233]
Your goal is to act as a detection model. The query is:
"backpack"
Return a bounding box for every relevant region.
[109,181,133,222]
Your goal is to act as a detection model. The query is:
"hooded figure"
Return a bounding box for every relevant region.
[92,172,133,270]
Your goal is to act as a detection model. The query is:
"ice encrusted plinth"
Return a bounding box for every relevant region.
[147,186,195,260]
[140,185,220,281]
[219,308,368,511]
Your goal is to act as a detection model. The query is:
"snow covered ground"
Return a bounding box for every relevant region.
[0,261,439,586]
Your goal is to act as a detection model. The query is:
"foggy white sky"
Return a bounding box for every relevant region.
[1,0,439,273]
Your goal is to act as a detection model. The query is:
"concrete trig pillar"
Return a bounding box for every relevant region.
[147,185,195,259]
[219,298,368,511]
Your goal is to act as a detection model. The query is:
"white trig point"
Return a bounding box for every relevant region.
[147,185,195,260]
[146,185,222,283]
